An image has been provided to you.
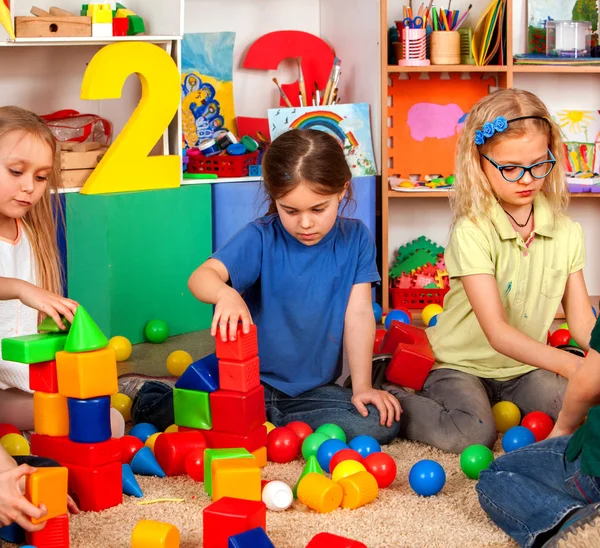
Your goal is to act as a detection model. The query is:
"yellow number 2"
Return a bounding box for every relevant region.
[80,42,180,195]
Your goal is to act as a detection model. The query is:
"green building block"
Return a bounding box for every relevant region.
[64,306,108,353]
[38,316,70,333]
[1,333,68,364]
[203,448,254,497]
[127,14,145,35]
[394,236,444,264]
[173,388,211,430]
[389,249,438,279]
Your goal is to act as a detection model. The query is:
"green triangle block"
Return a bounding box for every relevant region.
[38,316,71,333]
[64,306,108,353]
[293,455,325,498]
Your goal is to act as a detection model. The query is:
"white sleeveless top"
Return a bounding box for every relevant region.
[0,220,37,392]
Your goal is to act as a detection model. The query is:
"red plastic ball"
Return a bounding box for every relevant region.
[120,435,144,464]
[329,448,364,474]
[521,411,554,442]
[374,329,387,354]
[363,452,397,488]
[549,329,571,348]
[185,449,204,482]
[267,427,300,463]
[285,421,313,443]
[0,424,20,439]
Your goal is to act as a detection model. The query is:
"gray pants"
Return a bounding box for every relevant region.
[385,368,567,454]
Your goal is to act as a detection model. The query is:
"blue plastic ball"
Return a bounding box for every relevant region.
[372,302,383,323]
[384,309,411,330]
[348,435,381,457]
[502,426,536,453]
[409,459,446,496]
[316,439,348,473]
[129,422,159,443]
[428,314,439,327]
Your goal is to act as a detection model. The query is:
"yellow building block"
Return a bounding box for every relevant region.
[212,458,261,502]
[56,347,118,399]
[115,7,135,17]
[131,520,180,548]
[338,471,379,510]
[25,467,68,524]
[87,4,112,23]
[297,473,343,513]
[252,446,267,468]
[34,392,69,437]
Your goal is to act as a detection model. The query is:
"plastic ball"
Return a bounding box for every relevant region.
[185,449,204,482]
[329,448,364,475]
[422,304,443,327]
[111,393,133,422]
[165,424,179,433]
[428,314,439,327]
[372,302,383,323]
[409,459,446,497]
[593,306,598,319]
[316,439,348,473]
[267,427,300,463]
[348,435,381,457]
[363,452,397,488]
[502,426,536,453]
[384,309,411,330]
[285,421,312,443]
[460,444,495,479]
[0,423,20,439]
[109,407,125,438]
[301,432,330,460]
[120,435,144,464]
[264,421,276,434]
[108,335,132,362]
[262,480,293,511]
[315,423,347,443]
[0,433,30,456]
[549,329,571,348]
[129,422,159,443]
[521,411,554,442]
[166,350,193,376]
[331,459,367,483]
[145,319,169,343]
[492,401,521,433]
[145,432,162,452]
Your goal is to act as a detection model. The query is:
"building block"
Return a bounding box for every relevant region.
[112,16,128,35]
[294,456,325,498]
[173,387,211,429]
[126,14,145,35]
[337,471,379,509]
[38,315,69,333]
[1,333,67,364]
[199,425,267,453]
[67,460,121,512]
[67,396,111,443]
[130,446,166,477]
[252,446,267,468]
[174,354,219,392]
[297,473,343,513]
[56,347,117,399]
[394,236,445,265]
[204,448,254,497]
[26,513,69,548]
[389,249,438,278]
[122,464,143,498]
[218,356,260,393]
[215,324,258,361]
[305,532,367,548]
[29,360,58,393]
[88,4,112,23]
[131,520,180,548]
[31,434,120,467]
[154,430,207,476]
[92,22,112,36]
[115,7,135,17]
[64,306,108,353]
[210,386,265,436]
[25,467,68,524]
[34,391,69,437]
[0,522,25,544]
[212,458,261,502]
[228,527,274,548]
[203,497,266,548]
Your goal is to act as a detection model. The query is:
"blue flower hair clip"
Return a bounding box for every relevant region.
[474,116,508,145]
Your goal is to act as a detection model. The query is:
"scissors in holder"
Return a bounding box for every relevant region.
[403,16,424,29]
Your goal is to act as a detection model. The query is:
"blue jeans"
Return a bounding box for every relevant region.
[476,436,600,547]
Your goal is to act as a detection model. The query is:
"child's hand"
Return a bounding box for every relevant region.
[17,281,78,330]
[0,464,47,532]
[67,495,79,514]
[351,388,402,427]
[212,286,253,342]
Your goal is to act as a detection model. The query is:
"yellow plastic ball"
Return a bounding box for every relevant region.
[145,432,162,452]
[111,393,133,422]
[264,421,276,434]
[492,401,521,433]
[166,350,193,377]
[422,304,444,327]
[332,460,367,483]
[165,424,179,433]
[0,433,30,456]
[108,335,132,362]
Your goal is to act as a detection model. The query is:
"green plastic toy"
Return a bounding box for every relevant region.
[173,388,212,430]
[203,448,254,497]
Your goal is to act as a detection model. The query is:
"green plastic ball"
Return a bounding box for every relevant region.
[301,432,330,460]
[145,319,169,344]
[460,444,495,479]
[315,423,347,443]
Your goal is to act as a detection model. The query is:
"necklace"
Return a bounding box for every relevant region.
[503,205,533,228]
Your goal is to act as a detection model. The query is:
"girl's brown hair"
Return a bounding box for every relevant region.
[0,106,63,295]
[262,129,353,215]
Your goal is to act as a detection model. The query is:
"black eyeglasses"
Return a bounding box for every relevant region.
[482,149,556,182]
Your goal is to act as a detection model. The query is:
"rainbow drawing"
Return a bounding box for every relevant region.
[290,110,359,147]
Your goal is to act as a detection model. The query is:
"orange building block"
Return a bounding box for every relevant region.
[34,391,69,437]
[212,458,261,502]
[25,467,68,524]
[56,347,118,399]
[297,473,343,513]
[337,471,379,509]
[131,519,181,548]
[252,446,267,468]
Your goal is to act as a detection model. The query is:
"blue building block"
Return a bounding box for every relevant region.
[248,165,262,177]
[0,522,25,543]
[228,527,274,548]
[175,353,219,392]
[67,396,111,443]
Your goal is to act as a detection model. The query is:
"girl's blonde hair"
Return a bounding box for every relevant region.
[0,106,63,295]
[452,88,568,223]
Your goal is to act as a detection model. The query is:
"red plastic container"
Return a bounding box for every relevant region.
[187,151,259,177]
[390,286,449,310]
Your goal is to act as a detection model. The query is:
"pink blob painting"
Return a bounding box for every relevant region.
[407,103,465,142]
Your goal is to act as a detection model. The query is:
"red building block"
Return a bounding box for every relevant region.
[31,434,121,467]
[215,325,258,361]
[67,461,122,512]
[373,329,386,355]
[112,17,128,36]
[154,430,207,476]
[29,360,58,393]
[203,497,266,548]
[305,532,367,548]
[210,386,266,436]
[218,356,260,392]
[26,513,69,548]
[201,425,267,453]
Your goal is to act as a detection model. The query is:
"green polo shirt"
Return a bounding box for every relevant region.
[427,194,585,380]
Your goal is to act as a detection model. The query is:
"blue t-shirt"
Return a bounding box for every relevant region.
[212,214,380,396]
